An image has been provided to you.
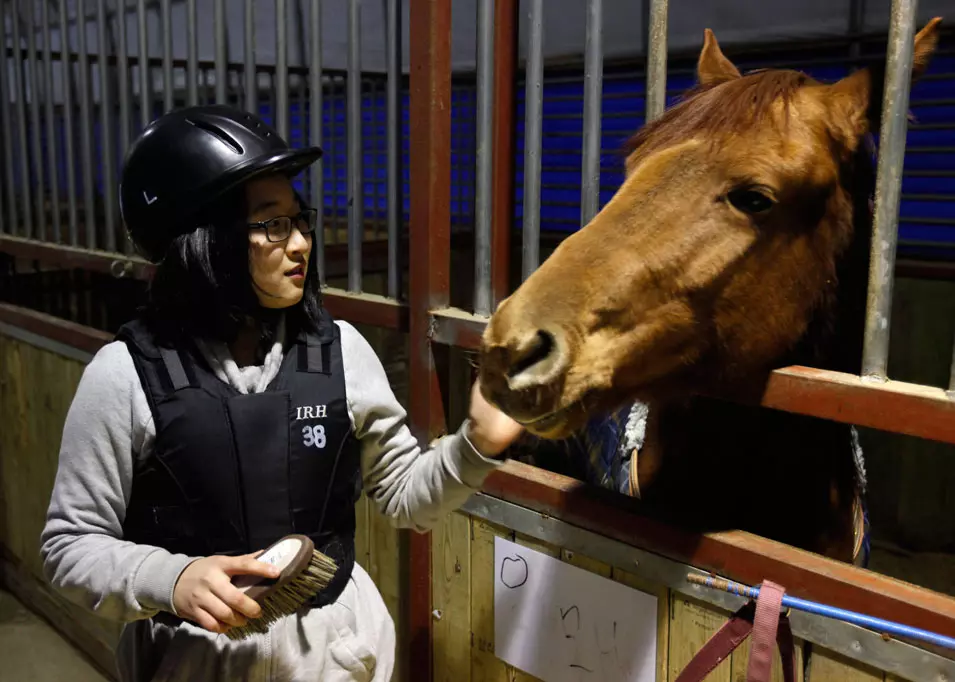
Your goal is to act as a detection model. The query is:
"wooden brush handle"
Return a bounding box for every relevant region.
[232,534,316,602]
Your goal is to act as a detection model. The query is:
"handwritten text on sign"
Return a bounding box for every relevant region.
[493,536,658,682]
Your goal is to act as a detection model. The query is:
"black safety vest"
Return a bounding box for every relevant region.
[116,313,361,611]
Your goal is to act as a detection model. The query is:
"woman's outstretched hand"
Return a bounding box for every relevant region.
[172,553,279,634]
[466,379,524,457]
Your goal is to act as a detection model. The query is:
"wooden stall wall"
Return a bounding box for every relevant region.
[0,332,122,678]
[430,508,911,682]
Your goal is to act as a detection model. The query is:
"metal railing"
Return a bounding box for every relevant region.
[0,0,407,302]
[1,3,952,497]
[435,0,955,403]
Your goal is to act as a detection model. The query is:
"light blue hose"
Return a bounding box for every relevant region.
[688,573,955,651]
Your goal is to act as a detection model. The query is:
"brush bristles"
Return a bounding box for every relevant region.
[225,549,338,640]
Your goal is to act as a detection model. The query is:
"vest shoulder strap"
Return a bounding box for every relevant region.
[115,318,197,418]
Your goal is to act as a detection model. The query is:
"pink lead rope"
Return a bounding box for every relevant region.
[675,580,795,682]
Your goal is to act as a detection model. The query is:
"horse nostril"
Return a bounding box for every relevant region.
[508,330,557,379]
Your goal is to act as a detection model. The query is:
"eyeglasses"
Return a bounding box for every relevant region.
[248,208,319,243]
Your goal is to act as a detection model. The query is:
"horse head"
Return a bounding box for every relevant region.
[479,19,941,440]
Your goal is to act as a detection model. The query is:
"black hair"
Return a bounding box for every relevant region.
[141,182,323,350]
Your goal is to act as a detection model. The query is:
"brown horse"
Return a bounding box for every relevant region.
[478,21,942,562]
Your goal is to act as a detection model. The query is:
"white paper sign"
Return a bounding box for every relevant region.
[494,536,658,682]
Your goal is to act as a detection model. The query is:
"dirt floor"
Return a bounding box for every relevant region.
[0,588,109,682]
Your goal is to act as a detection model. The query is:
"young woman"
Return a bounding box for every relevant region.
[39,104,523,682]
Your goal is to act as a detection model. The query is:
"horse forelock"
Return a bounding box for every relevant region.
[623,69,813,167]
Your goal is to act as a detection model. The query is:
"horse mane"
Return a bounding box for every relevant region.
[623,69,811,163]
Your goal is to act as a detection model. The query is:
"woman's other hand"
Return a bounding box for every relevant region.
[172,553,279,634]
[466,380,525,457]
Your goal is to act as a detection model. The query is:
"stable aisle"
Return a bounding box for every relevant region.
[0,588,109,682]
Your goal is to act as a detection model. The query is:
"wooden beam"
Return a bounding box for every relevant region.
[321,289,409,331]
[759,365,955,444]
[0,235,392,282]
[0,303,112,355]
[429,306,487,349]
[0,235,154,279]
[482,460,955,641]
[428,308,955,446]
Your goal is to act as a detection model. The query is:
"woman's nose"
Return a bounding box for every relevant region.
[286,226,311,255]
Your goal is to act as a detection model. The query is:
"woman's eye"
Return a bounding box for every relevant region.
[727,189,775,215]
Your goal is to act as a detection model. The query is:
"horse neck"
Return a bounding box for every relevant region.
[780,142,875,376]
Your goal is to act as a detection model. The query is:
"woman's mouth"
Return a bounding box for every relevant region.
[285,265,305,280]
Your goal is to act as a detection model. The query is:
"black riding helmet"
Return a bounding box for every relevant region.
[119,104,322,262]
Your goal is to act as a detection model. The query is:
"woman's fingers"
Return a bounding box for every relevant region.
[221,553,282,580]
[192,607,232,635]
[200,592,248,628]
[211,578,263,620]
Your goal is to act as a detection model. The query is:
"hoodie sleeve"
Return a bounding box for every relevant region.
[39,341,196,623]
[336,321,503,532]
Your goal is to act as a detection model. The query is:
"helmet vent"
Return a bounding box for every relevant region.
[185,117,244,154]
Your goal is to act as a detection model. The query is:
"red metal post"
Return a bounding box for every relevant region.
[490,0,518,308]
[408,0,452,679]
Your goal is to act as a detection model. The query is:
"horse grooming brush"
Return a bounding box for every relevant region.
[226,534,338,640]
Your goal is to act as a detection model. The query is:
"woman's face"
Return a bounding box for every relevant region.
[245,174,313,309]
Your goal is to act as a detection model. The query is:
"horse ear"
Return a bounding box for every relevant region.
[828,17,942,148]
[912,17,942,82]
[697,29,741,86]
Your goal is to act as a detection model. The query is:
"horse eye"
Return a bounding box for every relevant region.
[727,189,774,215]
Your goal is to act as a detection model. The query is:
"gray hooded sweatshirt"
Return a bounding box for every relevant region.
[39,317,503,682]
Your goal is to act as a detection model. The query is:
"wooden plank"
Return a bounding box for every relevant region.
[0,336,85,579]
[807,647,884,682]
[730,632,805,682]
[668,595,733,682]
[430,307,489,348]
[367,507,407,682]
[0,303,111,355]
[481,461,955,639]
[321,289,409,331]
[0,336,120,677]
[433,511,472,682]
[758,365,955,446]
[613,568,671,682]
[471,518,517,682]
[0,232,393,284]
[0,235,154,280]
[0,338,22,560]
